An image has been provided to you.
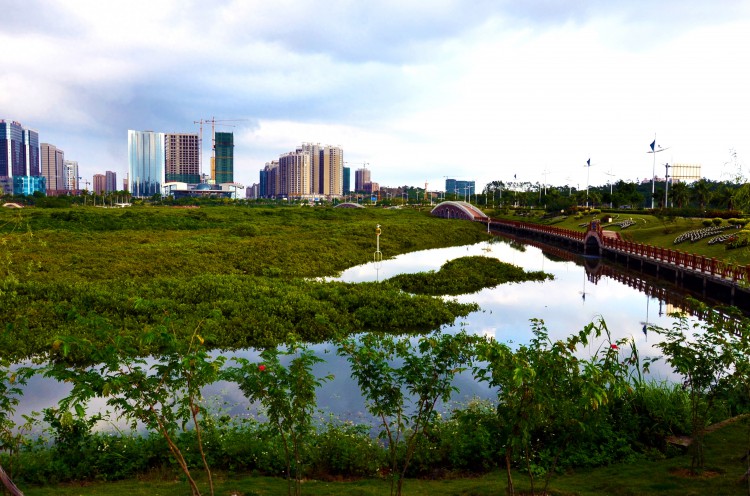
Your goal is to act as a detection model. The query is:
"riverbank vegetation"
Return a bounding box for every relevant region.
[4,316,750,495]
[490,207,750,265]
[388,255,552,296]
[0,206,492,360]
[1,205,749,495]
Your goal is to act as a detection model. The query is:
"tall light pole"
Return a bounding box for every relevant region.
[604,169,615,208]
[647,136,669,209]
[585,158,592,208]
[663,162,671,208]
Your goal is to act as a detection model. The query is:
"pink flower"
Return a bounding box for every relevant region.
[258,364,266,372]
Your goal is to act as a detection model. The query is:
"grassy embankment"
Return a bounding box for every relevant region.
[492,209,750,265]
[21,418,750,496]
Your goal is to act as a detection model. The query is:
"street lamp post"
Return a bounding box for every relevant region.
[647,137,669,209]
[604,170,614,208]
[585,159,591,208]
[663,163,671,208]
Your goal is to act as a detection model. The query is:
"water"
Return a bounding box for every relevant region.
[296,236,688,422]
[15,236,697,428]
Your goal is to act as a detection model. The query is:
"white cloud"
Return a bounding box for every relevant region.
[2,1,749,190]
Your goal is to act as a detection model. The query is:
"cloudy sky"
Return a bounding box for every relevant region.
[2,0,749,193]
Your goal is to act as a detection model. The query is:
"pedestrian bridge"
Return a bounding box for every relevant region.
[435,211,750,311]
[430,201,488,221]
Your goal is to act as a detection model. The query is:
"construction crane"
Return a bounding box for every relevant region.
[193,117,248,181]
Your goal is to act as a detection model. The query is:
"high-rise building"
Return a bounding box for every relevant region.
[320,146,343,196]
[41,143,65,191]
[279,151,312,198]
[128,130,165,197]
[213,132,234,183]
[165,133,200,183]
[1,120,40,179]
[105,171,117,192]
[13,176,46,196]
[297,143,321,193]
[355,167,371,193]
[64,160,79,190]
[445,179,475,199]
[261,161,279,198]
[93,174,106,195]
[343,166,350,194]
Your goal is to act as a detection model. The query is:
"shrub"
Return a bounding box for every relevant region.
[231,223,258,237]
[712,218,723,226]
[702,219,713,227]
[308,419,383,479]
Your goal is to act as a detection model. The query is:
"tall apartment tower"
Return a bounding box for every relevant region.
[165,133,200,183]
[355,167,371,193]
[297,143,320,193]
[64,160,79,190]
[213,132,234,183]
[261,160,279,198]
[1,120,40,178]
[128,130,165,197]
[41,143,65,191]
[279,151,311,198]
[105,171,117,192]
[93,174,106,195]
[320,145,343,197]
[343,166,350,195]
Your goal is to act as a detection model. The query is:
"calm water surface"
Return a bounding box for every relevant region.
[221,236,691,423]
[19,236,695,427]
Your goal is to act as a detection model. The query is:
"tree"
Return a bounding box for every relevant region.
[732,183,750,213]
[46,321,224,496]
[484,181,505,208]
[474,319,642,495]
[653,312,750,474]
[669,181,690,208]
[224,339,330,496]
[712,182,738,210]
[0,361,32,496]
[691,179,713,210]
[338,331,477,496]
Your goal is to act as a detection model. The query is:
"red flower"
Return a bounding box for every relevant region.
[610,344,618,350]
[258,364,266,372]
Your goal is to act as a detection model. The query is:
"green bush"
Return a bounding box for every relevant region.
[712,218,723,226]
[231,223,259,237]
[702,219,713,227]
[308,419,383,478]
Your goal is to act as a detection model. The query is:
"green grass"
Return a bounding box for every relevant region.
[22,418,750,495]
[495,210,750,266]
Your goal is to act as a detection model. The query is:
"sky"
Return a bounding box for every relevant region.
[2,0,750,193]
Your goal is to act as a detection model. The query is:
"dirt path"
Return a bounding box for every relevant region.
[666,413,750,447]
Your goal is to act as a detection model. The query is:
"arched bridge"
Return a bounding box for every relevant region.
[431,201,488,221]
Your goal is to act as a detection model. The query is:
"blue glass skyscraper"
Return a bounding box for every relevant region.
[1,120,40,178]
[128,130,165,197]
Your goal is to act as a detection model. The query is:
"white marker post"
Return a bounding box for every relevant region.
[374,224,383,281]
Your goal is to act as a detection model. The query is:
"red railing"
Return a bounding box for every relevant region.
[489,219,585,242]
[599,236,750,282]
[487,218,750,284]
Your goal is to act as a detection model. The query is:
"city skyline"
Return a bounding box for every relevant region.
[2,2,750,193]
